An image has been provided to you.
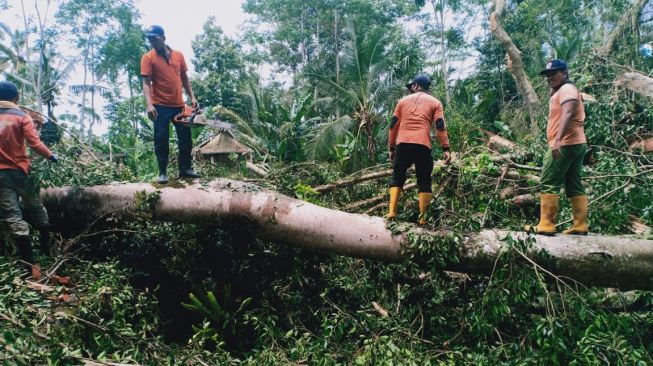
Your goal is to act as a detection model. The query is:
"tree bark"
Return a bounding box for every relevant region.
[597,0,649,57]
[489,0,540,135]
[41,179,653,290]
[616,72,653,98]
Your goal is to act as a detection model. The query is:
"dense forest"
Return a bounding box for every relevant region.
[1,0,653,364]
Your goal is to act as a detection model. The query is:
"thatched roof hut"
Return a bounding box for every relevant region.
[193,131,251,162]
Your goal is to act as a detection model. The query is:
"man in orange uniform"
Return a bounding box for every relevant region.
[141,25,200,184]
[525,60,588,235]
[387,75,451,225]
[0,81,57,269]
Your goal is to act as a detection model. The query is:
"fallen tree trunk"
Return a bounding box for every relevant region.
[616,72,653,98]
[42,180,653,290]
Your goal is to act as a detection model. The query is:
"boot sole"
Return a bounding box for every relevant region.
[524,226,556,236]
[563,231,588,235]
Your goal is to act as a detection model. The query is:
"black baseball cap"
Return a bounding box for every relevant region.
[405,75,431,89]
[145,25,165,38]
[539,59,567,75]
[0,81,19,101]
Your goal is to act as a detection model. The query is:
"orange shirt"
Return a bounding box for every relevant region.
[547,83,586,147]
[141,48,188,107]
[390,92,449,150]
[0,102,53,174]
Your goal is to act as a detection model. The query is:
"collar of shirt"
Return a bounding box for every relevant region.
[0,101,20,110]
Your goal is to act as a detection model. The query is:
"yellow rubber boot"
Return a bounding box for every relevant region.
[418,192,432,225]
[387,187,402,220]
[524,193,559,236]
[563,195,589,235]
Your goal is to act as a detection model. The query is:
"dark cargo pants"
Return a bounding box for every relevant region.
[0,169,49,238]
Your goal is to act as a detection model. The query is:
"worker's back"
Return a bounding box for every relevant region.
[393,92,444,149]
[0,103,51,173]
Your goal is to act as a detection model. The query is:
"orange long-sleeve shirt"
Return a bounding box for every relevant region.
[389,92,450,150]
[0,102,53,174]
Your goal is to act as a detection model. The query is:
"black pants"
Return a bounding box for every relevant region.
[153,105,193,174]
[389,143,433,193]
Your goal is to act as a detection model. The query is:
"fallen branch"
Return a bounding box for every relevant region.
[481,165,510,227]
[372,302,389,318]
[246,161,269,177]
[345,182,416,211]
[314,168,402,193]
[509,163,542,172]
[629,215,652,236]
[314,167,413,193]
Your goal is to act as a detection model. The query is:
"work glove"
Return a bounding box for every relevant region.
[49,154,58,163]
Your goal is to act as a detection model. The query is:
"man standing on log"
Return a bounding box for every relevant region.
[387,75,451,225]
[141,24,200,184]
[525,60,588,235]
[0,81,57,271]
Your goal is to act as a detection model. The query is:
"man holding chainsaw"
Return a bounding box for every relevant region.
[141,24,200,184]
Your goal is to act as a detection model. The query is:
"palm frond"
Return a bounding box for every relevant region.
[304,115,353,160]
[213,106,257,139]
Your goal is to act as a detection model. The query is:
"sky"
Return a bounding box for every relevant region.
[1,0,251,134]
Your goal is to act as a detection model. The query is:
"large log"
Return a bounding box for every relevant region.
[616,72,653,98]
[41,180,653,290]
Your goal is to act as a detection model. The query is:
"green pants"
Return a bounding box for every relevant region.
[540,144,586,197]
[0,169,49,237]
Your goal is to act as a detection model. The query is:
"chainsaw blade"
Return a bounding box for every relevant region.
[189,115,234,131]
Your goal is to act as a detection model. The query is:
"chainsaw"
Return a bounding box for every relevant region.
[173,104,234,131]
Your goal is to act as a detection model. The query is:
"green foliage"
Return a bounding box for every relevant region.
[5,0,653,363]
[191,17,249,114]
[182,289,253,348]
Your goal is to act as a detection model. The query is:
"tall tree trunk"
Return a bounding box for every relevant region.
[79,55,88,142]
[597,0,649,57]
[41,179,653,290]
[431,0,450,105]
[334,10,341,118]
[489,0,539,135]
[89,42,96,143]
[362,111,375,161]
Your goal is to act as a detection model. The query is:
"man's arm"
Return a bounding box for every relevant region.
[432,102,451,164]
[551,100,577,159]
[389,101,402,162]
[180,70,198,108]
[22,116,53,159]
[142,76,157,121]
